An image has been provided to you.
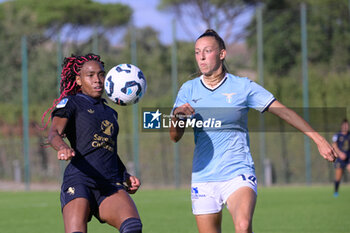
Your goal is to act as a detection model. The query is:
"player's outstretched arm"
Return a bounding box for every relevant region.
[267,100,337,162]
[48,116,75,161]
[170,103,195,142]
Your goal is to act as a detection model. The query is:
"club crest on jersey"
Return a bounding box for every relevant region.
[101,120,114,136]
[87,109,95,114]
[56,98,68,108]
[222,93,236,103]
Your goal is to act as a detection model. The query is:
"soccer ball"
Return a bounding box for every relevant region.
[104,64,147,105]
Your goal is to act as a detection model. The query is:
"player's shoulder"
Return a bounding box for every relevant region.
[332,133,341,142]
[177,76,201,94]
[55,94,98,111]
[104,101,117,112]
[51,95,78,118]
[182,76,201,87]
[104,100,119,115]
[55,95,76,109]
[225,73,254,89]
[226,73,252,83]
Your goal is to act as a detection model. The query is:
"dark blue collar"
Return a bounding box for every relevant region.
[76,93,107,105]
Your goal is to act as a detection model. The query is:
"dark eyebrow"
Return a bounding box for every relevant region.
[86,70,105,74]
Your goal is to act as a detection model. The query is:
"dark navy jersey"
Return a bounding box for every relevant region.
[52,93,127,184]
[332,131,350,156]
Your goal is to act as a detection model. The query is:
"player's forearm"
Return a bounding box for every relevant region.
[170,117,185,142]
[170,103,194,142]
[332,142,340,154]
[332,142,346,159]
[48,130,70,151]
[268,101,320,142]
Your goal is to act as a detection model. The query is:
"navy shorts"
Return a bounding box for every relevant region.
[60,179,126,222]
[334,157,349,169]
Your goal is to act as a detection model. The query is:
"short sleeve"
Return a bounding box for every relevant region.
[173,81,191,109]
[246,80,275,113]
[51,97,76,119]
[332,134,338,143]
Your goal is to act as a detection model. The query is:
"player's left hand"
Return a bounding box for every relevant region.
[126,175,141,194]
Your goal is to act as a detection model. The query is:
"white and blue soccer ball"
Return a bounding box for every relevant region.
[104,64,147,105]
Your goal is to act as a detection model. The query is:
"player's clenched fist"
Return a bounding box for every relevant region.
[173,103,195,119]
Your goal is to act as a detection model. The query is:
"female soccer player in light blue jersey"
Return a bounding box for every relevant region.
[170,29,337,233]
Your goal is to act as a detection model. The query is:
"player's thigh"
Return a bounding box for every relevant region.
[195,212,222,233]
[226,186,256,226]
[62,197,90,233]
[99,189,140,229]
[335,167,344,180]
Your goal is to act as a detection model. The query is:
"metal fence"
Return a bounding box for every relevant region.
[0,3,349,190]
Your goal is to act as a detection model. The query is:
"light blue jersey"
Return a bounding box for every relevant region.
[173,73,275,183]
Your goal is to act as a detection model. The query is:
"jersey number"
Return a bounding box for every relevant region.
[240,174,257,185]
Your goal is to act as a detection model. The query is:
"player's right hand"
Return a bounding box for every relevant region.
[57,147,75,161]
[338,151,347,160]
[173,103,195,119]
[126,175,141,194]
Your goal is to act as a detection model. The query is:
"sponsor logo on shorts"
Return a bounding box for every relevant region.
[191,187,206,199]
[67,187,75,195]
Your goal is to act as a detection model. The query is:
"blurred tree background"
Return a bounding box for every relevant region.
[0,0,349,187]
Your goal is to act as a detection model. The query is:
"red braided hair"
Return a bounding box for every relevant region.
[41,53,104,129]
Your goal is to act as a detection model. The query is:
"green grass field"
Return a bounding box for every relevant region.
[0,185,349,233]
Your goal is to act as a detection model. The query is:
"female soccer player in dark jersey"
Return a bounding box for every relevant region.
[43,54,142,233]
[170,29,337,233]
[332,119,350,197]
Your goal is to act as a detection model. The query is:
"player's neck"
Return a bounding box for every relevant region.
[341,130,348,135]
[202,72,226,88]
